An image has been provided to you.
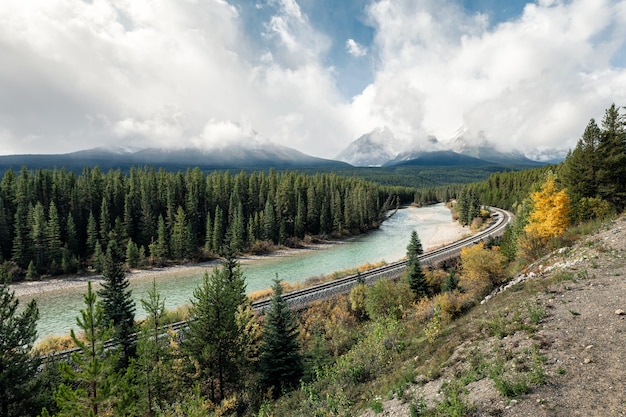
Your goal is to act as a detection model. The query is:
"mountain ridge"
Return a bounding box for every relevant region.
[0,143,351,173]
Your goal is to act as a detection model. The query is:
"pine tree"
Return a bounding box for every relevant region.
[212,205,225,254]
[562,118,601,201]
[204,212,213,253]
[0,267,40,417]
[65,214,79,257]
[406,229,424,258]
[183,255,248,402]
[294,194,306,238]
[135,279,168,415]
[99,198,111,247]
[92,240,104,274]
[152,215,168,264]
[0,197,10,262]
[98,241,136,369]
[263,200,276,243]
[30,202,47,273]
[11,203,32,269]
[170,206,190,260]
[86,211,98,255]
[46,201,62,270]
[258,278,303,398]
[125,239,140,269]
[406,230,429,299]
[55,282,115,416]
[597,104,626,210]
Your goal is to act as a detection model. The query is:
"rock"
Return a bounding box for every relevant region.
[583,358,592,364]
[615,309,625,316]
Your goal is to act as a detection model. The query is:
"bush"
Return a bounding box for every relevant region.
[459,242,505,298]
[34,334,78,355]
[366,279,414,321]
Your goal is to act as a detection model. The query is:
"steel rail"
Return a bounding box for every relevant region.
[42,207,512,362]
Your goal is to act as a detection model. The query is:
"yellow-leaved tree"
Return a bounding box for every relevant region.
[525,174,571,239]
[459,242,506,298]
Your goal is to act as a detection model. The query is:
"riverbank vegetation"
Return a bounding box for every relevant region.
[0,167,415,282]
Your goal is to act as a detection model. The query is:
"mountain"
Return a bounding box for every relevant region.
[384,150,492,167]
[338,127,547,168]
[0,143,351,173]
[335,127,398,167]
[451,136,544,166]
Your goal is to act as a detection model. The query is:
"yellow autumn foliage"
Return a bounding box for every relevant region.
[459,242,506,298]
[525,175,571,239]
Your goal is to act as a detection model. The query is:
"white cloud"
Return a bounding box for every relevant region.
[263,0,332,68]
[1,0,626,160]
[352,0,626,155]
[191,119,261,150]
[346,38,367,57]
[0,0,350,157]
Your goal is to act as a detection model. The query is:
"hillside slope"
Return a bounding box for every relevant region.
[362,215,626,416]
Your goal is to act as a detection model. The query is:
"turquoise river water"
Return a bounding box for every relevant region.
[16,203,466,341]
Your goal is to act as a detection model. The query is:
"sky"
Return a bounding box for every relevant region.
[1,0,626,160]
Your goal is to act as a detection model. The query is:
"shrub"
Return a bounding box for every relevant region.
[366,279,414,321]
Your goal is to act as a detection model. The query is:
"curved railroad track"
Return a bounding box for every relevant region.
[251,206,512,311]
[43,207,512,362]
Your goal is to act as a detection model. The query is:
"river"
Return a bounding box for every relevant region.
[16,203,467,341]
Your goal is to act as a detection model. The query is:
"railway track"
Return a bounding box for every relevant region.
[252,206,512,311]
[42,207,512,362]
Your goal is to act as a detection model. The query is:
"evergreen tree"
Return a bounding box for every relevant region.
[55,282,114,416]
[204,212,213,253]
[183,255,248,402]
[263,200,276,243]
[98,241,136,369]
[65,213,79,257]
[170,206,190,260]
[0,267,40,417]
[228,202,245,254]
[457,190,470,225]
[258,278,303,398]
[30,202,47,273]
[11,203,32,269]
[86,211,98,255]
[562,118,601,201]
[442,270,459,293]
[99,197,111,247]
[135,279,168,415]
[406,230,429,299]
[294,194,306,238]
[210,205,224,254]
[125,239,140,269]
[0,197,10,262]
[597,104,626,210]
[152,215,169,263]
[406,229,424,258]
[46,201,62,269]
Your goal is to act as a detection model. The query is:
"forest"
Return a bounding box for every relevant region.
[1,103,624,416]
[0,167,415,281]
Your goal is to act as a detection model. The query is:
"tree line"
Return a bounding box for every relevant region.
[0,167,414,280]
[454,103,625,262]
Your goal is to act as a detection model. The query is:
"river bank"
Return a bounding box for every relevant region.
[11,206,468,300]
